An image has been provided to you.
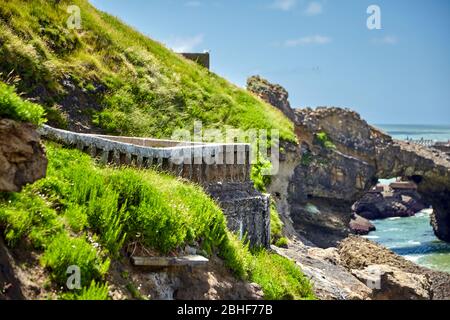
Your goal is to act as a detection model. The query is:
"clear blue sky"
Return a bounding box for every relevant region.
[90,0,450,125]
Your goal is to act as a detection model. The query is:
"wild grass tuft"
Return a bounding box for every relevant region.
[0,81,45,125]
[60,281,110,300]
[40,232,110,287]
[270,201,284,245]
[248,250,315,300]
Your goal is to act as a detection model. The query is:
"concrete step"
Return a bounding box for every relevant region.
[131,255,209,267]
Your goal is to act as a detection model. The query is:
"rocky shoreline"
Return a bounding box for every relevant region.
[248,75,450,300]
[248,75,450,247]
[274,236,450,300]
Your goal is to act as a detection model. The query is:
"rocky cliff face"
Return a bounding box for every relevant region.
[247,77,450,247]
[289,107,450,246]
[0,118,47,192]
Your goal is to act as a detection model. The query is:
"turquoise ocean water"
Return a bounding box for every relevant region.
[365,124,450,273]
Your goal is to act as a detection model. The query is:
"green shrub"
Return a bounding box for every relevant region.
[270,202,283,244]
[0,190,62,248]
[275,237,289,248]
[316,132,336,149]
[251,155,272,193]
[41,232,110,287]
[64,204,88,233]
[61,281,110,300]
[249,250,315,300]
[0,82,45,124]
[219,233,251,279]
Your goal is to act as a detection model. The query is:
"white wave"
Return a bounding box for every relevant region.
[407,240,421,246]
[403,254,425,263]
[387,217,401,221]
[362,235,379,239]
[419,209,433,215]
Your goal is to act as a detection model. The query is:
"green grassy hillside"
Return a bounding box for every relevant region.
[0,1,313,301]
[0,0,295,141]
[0,142,314,300]
[0,82,313,300]
[0,81,45,125]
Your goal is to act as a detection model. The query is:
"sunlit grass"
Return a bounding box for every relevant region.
[0,0,295,142]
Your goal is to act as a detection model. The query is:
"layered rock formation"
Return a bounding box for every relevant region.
[246,77,450,246]
[338,236,450,300]
[290,107,450,245]
[0,118,47,192]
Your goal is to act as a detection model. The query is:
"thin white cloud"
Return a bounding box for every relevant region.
[185,1,201,7]
[304,2,323,16]
[284,35,331,47]
[372,35,398,45]
[270,0,297,11]
[167,34,204,52]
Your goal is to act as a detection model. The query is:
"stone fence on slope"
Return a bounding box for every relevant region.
[39,125,270,248]
[39,125,251,185]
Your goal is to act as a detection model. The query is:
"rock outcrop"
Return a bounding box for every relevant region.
[273,236,450,300]
[272,238,373,300]
[278,106,450,246]
[247,76,296,122]
[349,213,375,235]
[338,236,450,300]
[353,186,427,220]
[0,118,47,192]
[350,264,431,300]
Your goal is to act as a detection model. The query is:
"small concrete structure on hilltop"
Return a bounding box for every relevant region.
[180,52,210,69]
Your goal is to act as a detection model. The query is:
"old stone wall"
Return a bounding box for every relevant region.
[206,182,270,248]
[40,125,251,184]
[40,125,270,247]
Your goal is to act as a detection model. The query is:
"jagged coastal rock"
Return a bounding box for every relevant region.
[353,184,427,220]
[292,107,450,245]
[247,77,450,247]
[273,236,450,300]
[247,75,296,122]
[349,213,376,235]
[0,118,47,192]
[338,236,450,300]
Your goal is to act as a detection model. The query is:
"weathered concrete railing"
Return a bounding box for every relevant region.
[39,125,270,248]
[39,125,251,184]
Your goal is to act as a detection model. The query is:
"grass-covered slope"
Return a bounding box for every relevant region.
[0,142,314,300]
[0,0,295,141]
[0,81,45,125]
